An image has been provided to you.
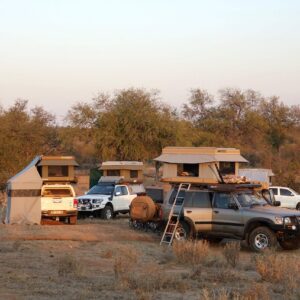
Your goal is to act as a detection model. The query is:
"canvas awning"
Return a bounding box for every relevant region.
[154,153,248,164]
[100,161,143,170]
[37,159,78,166]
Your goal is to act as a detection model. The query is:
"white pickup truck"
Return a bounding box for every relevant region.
[269,186,300,210]
[41,184,78,224]
[77,177,144,219]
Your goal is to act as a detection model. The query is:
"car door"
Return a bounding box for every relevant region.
[212,192,244,236]
[183,191,213,233]
[113,185,132,211]
[279,188,296,208]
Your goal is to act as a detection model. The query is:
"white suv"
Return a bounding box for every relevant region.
[269,186,300,210]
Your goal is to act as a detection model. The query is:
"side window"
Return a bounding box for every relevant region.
[121,186,128,195]
[280,189,293,196]
[270,188,278,195]
[114,186,122,196]
[213,193,235,209]
[184,191,212,208]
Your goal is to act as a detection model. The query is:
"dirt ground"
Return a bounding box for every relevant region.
[0,217,299,300]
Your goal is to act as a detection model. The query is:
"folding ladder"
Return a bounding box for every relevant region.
[160,183,191,246]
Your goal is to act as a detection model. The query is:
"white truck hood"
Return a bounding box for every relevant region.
[77,194,111,201]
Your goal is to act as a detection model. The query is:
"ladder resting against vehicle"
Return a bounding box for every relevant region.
[160,183,191,246]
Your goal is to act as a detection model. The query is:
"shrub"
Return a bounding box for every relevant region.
[222,241,240,268]
[57,255,84,277]
[172,240,209,265]
[255,250,300,292]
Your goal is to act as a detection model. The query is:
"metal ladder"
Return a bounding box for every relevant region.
[160,183,191,246]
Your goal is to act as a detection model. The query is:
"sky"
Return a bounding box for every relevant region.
[0,0,299,119]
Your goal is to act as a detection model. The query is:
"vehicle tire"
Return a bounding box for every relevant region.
[296,203,300,210]
[248,226,277,252]
[101,206,114,220]
[279,239,300,250]
[173,221,191,241]
[69,215,77,225]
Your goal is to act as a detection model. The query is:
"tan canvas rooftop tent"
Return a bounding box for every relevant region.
[100,161,144,183]
[5,155,79,224]
[154,147,248,184]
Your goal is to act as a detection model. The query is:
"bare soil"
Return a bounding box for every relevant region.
[0,217,299,299]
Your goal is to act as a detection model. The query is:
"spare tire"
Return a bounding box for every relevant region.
[130,196,157,222]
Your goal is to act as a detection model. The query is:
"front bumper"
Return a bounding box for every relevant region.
[271,222,300,239]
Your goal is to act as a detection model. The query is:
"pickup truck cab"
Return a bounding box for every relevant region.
[41,184,78,224]
[163,183,300,251]
[77,177,142,219]
[269,186,300,210]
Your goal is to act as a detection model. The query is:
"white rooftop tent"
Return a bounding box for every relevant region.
[5,156,42,224]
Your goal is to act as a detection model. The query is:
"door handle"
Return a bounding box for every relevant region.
[186,210,192,213]
[213,210,219,214]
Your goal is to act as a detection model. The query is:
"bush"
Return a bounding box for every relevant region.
[173,240,209,265]
[222,241,240,268]
[255,250,300,292]
[57,255,84,277]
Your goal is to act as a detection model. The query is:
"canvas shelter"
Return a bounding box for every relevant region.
[100,161,144,183]
[5,156,42,224]
[154,147,248,183]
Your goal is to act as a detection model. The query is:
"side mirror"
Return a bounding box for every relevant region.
[84,191,88,195]
[115,191,121,196]
[274,200,281,207]
[228,203,239,210]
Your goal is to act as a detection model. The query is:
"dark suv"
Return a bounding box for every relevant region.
[163,184,300,251]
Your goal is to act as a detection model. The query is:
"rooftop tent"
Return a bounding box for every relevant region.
[5,156,42,224]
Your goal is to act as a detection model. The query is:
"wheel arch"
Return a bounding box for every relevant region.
[244,218,275,239]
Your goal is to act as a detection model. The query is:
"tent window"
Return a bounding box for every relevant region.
[48,166,68,177]
[107,170,120,176]
[177,164,199,177]
[130,170,138,178]
[219,162,235,175]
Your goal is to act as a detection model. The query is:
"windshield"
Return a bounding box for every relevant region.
[87,184,114,195]
[235,192,267,207]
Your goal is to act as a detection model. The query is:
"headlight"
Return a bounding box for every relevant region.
[92,199,103,204]
[284,217,292,224]
[274,217,283,224]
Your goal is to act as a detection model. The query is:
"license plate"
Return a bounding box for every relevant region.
[81,207,86,211]
[51,210,63,214]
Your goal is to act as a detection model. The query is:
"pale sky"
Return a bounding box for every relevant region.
[0,0,299,120]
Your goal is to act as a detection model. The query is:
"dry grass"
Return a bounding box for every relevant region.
[222,241,240,268]
[173,240,209,265]
[119,263,189,294]
[255,250,300,296]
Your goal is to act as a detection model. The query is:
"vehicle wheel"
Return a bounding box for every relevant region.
[296,203,300,210]
[101,206,114,220]
[248,226,277,252]
[173,221,191,241]
[279,239,300,250]
[69,215,77,225]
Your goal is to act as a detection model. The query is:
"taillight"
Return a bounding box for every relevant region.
[73,199,78,208]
